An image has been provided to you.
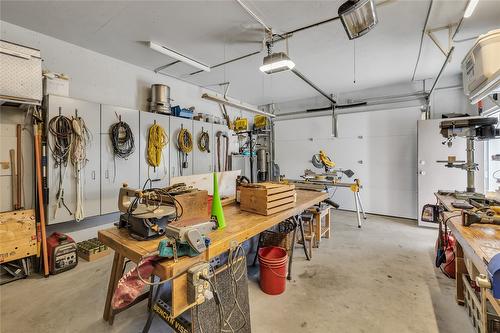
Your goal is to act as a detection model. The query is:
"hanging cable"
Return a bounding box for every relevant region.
[198,128,210,153]
[48,110,73,217]
[109,119,135,159]
[147,122,168,170]
[177,126,193,175]
[109,115,135,182]
[70,114,91,222]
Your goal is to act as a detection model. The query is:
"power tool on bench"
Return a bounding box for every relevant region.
[157,219,217,261]
[462,207,500,227]
[117,184,177,240]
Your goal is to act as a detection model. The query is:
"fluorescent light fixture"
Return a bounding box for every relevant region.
[149,41,210,72]
[464,0,479,18]
[338,0,378,40]
[201,92,276,118]
[259,52,295,74]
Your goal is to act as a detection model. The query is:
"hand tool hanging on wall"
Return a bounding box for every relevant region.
[197,127,210,153]
[9,149,18,210]
[16,124,23,209]
[216,131,229,172]
[109,113,135,182]
[48,108,73,217]
[34,118,50,277]
[146,120,168,174]
[177,124,192,175]
[70,110,91,222]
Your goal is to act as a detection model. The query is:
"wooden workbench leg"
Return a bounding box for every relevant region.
[314,212,321,248]
[455,242,465,305]
[103,251,125,324]
[325,209,331,239]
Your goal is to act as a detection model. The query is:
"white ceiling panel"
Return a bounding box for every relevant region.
[1,0,499,106]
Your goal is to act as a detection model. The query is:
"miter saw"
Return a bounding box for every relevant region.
[117,184,178,240]
[438,117,499,198]
[306,150,355,180]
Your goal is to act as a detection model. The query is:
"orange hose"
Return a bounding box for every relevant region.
[34,124,49,276]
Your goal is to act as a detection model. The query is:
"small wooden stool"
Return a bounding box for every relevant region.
[307,206,331,248]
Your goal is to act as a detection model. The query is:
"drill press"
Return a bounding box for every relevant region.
[438,117,499,199]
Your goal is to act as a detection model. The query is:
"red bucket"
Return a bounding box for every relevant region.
[258,246,288,295]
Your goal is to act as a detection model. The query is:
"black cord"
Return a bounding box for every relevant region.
[198,130,210,153]
[437,213,461,279]
[48,114,73,215]
[109,121,135,159]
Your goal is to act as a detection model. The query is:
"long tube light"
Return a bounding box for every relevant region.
[149,41,210,72]
[201,93,276,118]
[464,0,479,18]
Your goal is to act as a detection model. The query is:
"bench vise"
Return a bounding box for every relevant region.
[157,220,216,261]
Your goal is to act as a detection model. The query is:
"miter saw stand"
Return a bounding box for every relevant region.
[291,151,367,228]
[438,117,500,200]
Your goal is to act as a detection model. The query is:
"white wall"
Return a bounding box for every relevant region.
[0,21,254,240]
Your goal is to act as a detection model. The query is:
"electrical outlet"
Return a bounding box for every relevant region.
[187,262,211,304]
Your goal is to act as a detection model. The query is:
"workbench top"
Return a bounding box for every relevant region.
[98,189,328,280]
[435,193,500,271]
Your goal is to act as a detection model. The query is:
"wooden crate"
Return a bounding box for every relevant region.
[240,183,296,215]
[0,209,37,264]
[77,238,111,262]
[78,248,111,262]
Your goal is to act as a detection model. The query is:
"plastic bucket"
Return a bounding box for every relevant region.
[258,246,288,295]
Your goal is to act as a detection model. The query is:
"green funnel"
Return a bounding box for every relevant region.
[211,172,226,229]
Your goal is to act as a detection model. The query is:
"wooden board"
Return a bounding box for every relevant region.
[171,190,209,221]
[170,170,241,198]
[0,209,37,263]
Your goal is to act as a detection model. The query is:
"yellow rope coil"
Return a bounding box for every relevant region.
[147,123,168,167]
[178,128,193,154]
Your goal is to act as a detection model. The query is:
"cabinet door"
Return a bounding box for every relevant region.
[46,95,100,224]
[193,121,213,174]
[100,105,139,214]
[169,117,193,178]
[139,112,170,188]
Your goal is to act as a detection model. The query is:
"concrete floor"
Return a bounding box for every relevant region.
[0,211,473,333]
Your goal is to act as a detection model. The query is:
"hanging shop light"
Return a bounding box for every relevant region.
[260,51,295,74]
[338,0,378,40]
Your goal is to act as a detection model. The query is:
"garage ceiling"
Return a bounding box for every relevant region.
[1,0,499,106]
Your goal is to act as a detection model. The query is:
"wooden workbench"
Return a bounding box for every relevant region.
[435,193,500,329]
[99,189,328,324]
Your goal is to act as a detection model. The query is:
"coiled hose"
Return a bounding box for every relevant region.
[147,123,168,168]
[48,113,73,216]
[177,127,193,176]
[71,116,91,222]
[198,129,210,153]
[109,121,135,159]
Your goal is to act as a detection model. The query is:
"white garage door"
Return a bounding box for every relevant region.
[275,106,422,219]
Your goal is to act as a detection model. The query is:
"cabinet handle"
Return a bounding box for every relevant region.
[105,170,109,179]
[92,171,96,180]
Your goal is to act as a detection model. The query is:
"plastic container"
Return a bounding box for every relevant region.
[258,246,288,295]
